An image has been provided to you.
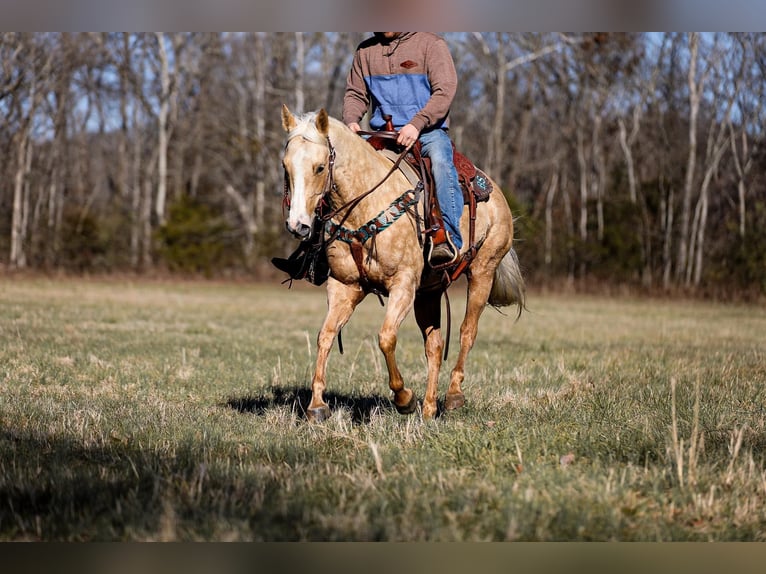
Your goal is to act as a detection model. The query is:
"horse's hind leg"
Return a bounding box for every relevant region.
[445,270,494,411]
[379,280,418,415]
[414,291,443,420]
[308,279,365,422]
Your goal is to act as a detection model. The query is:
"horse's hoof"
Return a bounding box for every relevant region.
[307,404,331,422]
[444,392,465,411]
[394,392,418,415]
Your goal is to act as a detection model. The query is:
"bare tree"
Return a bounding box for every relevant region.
[676,33,702,284]
[43,33,75,267]
[728,34,762,239]
[9,34,51,268]
[294,32,305,112]
[468,33,568,180]
[154,32,171,225]
[687,35,743,286]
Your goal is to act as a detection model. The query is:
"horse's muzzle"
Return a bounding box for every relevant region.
[286,220,311,240]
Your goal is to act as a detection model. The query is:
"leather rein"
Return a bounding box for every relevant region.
[318,131,411,238]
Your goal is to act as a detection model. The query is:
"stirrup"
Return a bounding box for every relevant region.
[426,232,459,268]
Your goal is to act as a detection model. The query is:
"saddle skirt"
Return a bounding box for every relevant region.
[379,147,493,205]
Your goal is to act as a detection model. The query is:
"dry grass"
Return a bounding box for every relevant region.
[1,277,766,540]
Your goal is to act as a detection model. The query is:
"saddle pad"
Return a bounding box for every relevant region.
[471,168,493,203]
[380,148,420,187]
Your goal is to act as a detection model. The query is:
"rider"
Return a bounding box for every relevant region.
[343,32,463,266]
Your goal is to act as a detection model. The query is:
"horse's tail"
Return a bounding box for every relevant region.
[488,247,526,319]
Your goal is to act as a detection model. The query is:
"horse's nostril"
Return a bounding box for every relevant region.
[297,223,311,238]
[287,221,311,239]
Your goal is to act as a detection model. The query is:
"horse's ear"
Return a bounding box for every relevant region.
[316,108,329,136]
[281,104,297,132]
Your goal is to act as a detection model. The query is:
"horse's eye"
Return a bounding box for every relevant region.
[315,164,325,175]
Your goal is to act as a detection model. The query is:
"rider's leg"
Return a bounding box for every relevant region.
[419,128,463,251]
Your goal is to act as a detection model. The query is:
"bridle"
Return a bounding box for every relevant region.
[281,136,337,218]
[282,132,412,243]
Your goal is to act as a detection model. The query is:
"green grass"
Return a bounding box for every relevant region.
[1,277,766,540]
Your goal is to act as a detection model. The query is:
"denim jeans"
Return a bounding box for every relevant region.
[419,128,463,249]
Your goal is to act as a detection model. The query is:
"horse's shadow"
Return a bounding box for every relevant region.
[225,385,406,424]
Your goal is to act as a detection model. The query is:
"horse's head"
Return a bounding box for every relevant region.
[281,104,334,239]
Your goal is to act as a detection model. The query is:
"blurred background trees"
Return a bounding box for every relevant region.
[1,32,764,297]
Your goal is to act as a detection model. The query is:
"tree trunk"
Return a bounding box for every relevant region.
[294,32,305,112]
[576,124,588,279]
[155,32,170,226]
[225,184,257,260]
[10,45,44,269]
[592,115,605,242]
[691,133,730,285]
[11,127,30,268]
[141,151,156,270]
[130,101,143,269]
[47,93,67,268]
[618,118,638,204]
[489,33,506,178]
[544,171,559,269]
[561,171,576,286]
[662,177,675,290]
[253,33,267,234]
[729,123,752,239]
[677,32,699,284]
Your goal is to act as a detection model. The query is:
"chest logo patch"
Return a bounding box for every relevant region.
[400,60,418,69]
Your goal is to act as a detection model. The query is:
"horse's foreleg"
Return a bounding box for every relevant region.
[379,281,418,415]
[446,271,494,411]
[308,279,365,422]
[414,291,443,420]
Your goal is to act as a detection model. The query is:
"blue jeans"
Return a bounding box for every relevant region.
[419,128,463,249]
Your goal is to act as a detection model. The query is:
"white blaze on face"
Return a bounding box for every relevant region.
[285,144,314,233]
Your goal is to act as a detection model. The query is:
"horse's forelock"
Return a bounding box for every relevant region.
[286,111,326,146]
[286,111,349,149]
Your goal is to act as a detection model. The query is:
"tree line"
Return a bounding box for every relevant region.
[2,32,765,296]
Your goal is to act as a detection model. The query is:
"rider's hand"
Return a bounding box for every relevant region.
[348,122,361,133]
[397,123,420,148]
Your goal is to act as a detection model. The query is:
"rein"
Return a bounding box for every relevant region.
[319,134,412,237]
[319,133,418,301]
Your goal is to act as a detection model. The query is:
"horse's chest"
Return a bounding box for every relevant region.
[327,240,417,288]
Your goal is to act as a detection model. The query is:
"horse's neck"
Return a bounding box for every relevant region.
[329,127,409,227]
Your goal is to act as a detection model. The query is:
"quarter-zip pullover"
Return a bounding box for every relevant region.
[343,32,458,133]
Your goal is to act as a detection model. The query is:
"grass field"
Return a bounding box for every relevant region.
[1,277,765,541]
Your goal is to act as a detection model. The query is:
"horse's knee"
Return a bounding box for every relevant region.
[378,330,397,355]
[424,331,443,359]
[317,331,335,351]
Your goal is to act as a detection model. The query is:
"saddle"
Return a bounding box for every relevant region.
[369,122,492,208]
[369,118,493,284]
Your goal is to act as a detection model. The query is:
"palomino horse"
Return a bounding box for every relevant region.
[280,105,525,421]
